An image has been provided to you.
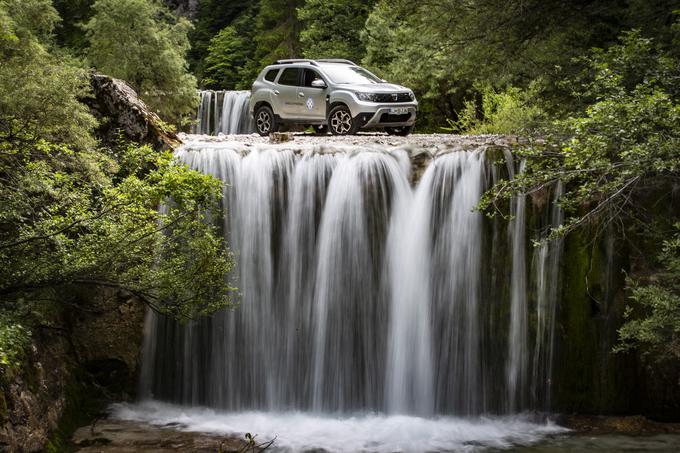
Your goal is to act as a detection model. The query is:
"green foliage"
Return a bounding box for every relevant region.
[298,0,375,62]
[362,0,679,129]
[202,23,250,89]
[1,0,237,328]
[444,82,546,135]
[0,0,97,150]
[84,0,198,124]
[186,0,252,81]
[0,139,236,320]
[236,0,305,86]
[480,30,680,238]
[0,314,30,376]
[52,0,94,50]
[615,226,680,361]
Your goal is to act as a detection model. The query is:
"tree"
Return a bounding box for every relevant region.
[202,26,248,89]
[52,0,95,51]
[236,0,305,86]
[298,0,375,63]
[84,0,197,124]
[186,0,252,82]
[201,11,256,90]
[0,0,96,149]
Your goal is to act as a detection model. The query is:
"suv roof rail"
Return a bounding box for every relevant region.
[274,59,319,66]
[316,58,356,65]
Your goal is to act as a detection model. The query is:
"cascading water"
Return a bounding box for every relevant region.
[134,137,569,451]
[192,90,255,135]
[428,152,487,415]
[506,159,528,412]
[384,154,434,416]
[531,182,564,410]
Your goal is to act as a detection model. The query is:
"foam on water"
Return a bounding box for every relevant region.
[111,401,567,453]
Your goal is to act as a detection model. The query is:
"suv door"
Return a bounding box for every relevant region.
[297,68,327,122]
[274,67,302,119]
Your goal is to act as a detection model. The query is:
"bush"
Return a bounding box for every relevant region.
[445,82,546,135]
[0,314,31,377]
[615,226,680,361]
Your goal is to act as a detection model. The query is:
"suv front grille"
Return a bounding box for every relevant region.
[374,93,412,103]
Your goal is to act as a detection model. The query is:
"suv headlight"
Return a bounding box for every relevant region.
[408,91,415,101]
[355,92,379,102]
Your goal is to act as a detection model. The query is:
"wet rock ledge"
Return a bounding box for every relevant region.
[72,419,246,453]
[177,132,525,184]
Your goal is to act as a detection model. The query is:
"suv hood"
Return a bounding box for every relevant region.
[351,83,410,93]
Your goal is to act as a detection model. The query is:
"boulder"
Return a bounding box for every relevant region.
[88,73,181,151]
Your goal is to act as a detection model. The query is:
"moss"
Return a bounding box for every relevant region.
[555,230,599,410]
[554,227,638,414]
[0,392,7,424]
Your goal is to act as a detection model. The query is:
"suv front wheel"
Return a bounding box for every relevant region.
[255,105,278,136]
[328,105,358,135]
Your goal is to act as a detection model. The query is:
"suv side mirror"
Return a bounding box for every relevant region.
[311,79,327,89]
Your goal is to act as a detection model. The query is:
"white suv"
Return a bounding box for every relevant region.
[249,59,418,136]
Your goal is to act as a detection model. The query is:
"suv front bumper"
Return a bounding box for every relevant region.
[348,100,418,129]
[360,107,417,128]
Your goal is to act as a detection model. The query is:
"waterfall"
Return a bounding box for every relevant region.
[191,90,255,135]
[194,91,212,135]
[140,139,565,417]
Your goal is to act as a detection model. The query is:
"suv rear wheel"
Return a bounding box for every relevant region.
[328,105,358,135]
[255,105,278,136]
[385,125,413,136]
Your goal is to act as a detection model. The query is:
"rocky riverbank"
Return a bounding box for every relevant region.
[560,414,680,434]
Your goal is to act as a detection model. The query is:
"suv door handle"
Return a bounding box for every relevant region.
[274,90,280,95]
[298,92,305,97]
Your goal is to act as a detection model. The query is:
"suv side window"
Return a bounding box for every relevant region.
[264,69,279,82]
[302,69,323,87]
[278,68,300,86]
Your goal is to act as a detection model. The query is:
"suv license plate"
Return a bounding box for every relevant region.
[389,107,408,114]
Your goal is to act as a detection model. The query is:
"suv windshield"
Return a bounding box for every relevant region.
[320,64,382,84]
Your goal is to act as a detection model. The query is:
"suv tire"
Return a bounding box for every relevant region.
[255,105,278,136]
[385,125,413,136]
[328,105,358,135]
